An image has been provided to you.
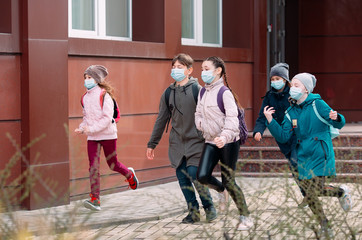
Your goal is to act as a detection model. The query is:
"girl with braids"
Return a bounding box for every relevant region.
[195,57,253,230]
[75,65,138,211]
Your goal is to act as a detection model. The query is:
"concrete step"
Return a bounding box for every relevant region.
[239,146,362,160]
[213,171,362,183]
[242,134,361,147]
[236,159,362,174]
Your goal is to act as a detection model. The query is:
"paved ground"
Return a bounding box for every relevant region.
[2,177,361,240]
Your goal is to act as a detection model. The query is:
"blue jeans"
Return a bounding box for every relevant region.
[176,158,213,210]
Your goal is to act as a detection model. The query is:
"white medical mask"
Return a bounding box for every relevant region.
[271,79,285,90]
[170,68,186,82]
[84,78,97,90]
[201,70,216,84]
[289,87,304,100]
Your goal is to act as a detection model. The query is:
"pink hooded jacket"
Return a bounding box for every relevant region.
[195,78,240,144]
[79,85,117,140]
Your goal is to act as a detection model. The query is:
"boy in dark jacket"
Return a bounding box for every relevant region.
[253,63,306,206]
[146,54,216,224]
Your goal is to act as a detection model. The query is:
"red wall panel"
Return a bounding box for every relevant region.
[0,55,21,120]
[300,0,362,36]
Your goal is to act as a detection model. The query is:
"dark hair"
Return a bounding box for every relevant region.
[204,56,242,108]
[172,53,194,69]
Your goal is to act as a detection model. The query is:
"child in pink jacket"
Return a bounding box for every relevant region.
[75,65,138,211]
[195,56,253,231]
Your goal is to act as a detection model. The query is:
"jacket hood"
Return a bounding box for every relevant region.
[169,77,199,90]
[299,93,321,107]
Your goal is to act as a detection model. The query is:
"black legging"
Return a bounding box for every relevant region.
[197,141,249,216]
[300,177,344,227]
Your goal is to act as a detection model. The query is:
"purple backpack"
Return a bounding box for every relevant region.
[200,86,248,145]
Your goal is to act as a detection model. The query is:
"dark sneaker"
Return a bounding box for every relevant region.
[126,167,139,190]
[205,206,217,222]
[83,194,101,211]
[298,197,308,209]
[181,210,200,224]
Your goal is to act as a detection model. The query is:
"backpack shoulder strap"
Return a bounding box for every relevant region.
[191,82,199,104]
[100,89,107,109]
[285,111,291,122]
[80,92,87,108]
[217,86,229,114]
[312,100,331,127]
[164,87,172,111]
[199,87,206,100]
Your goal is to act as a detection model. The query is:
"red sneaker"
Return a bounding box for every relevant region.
[126,167,139,190]
[83,194,101,211]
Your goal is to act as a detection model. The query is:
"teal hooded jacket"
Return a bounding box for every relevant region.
[267,93,345,179]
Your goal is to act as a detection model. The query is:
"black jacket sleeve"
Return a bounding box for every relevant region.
[253,94,270,137]
[147,91,171,149]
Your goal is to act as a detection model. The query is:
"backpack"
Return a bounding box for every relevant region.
[81,89,121,123]
[200,86,248,145]
[164,82,199,132]
[284,100,339,139]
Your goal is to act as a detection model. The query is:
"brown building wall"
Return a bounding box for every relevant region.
[1,0,261,208]
[298,0,362,122]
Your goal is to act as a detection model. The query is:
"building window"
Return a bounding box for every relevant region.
[182,0,222,47]
[69,0,132,40]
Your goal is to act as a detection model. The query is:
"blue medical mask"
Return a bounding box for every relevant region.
[201,70,216,84]
[84,78,97,90]
[170,68,186,82]
[271,79,285,90]
[289,87,304,100]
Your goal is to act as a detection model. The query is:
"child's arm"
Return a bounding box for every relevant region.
[315,99,345,129]
[219,90,239,144]
[264,106,293,143]
[147,92,171,149]
[195,93,203,131]
[253,95,269,138]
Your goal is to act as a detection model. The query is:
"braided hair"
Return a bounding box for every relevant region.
[205,56,243,109]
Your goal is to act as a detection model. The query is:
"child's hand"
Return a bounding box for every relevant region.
[254,132,262,141]
[75,128,83,134]
[82,126,90,134]
[214,137,226,148]
[146,148,154,160]
[263,106,275,123]
[329,110,338,120]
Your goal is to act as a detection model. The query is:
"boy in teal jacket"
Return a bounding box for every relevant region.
[264,73,352,239]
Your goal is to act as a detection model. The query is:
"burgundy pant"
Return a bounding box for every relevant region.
[87,139,130,199]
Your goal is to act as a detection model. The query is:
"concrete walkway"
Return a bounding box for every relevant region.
[1,177,361,239]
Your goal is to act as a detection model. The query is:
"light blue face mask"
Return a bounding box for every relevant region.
[170,68,186,82]
[84,78,97,90]
[289,87,304,100]
[201,70,216,84]
[271,79,285,90]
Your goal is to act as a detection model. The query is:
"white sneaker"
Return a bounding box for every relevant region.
[217,190,228,212]
[237,215,254,231]
[318,227,334,240]
[338,185,352,212]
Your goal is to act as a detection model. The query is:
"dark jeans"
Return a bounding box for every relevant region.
[176,158,213,210]
[300,177,344,227]
[197,141,249,216]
